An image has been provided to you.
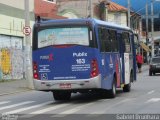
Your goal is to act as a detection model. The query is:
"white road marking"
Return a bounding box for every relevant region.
[0,101,35,111]
[147,90,155,95]
[0,101,10,105]
[90,98,132,114]
[20,103,70,118]
[29,103,69,114]
[52,102,95,117]
[103,99,132,112]
[4,101,53,114]
[145,98,160,103]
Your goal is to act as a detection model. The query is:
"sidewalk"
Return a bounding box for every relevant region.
[0,64,149,96]
[142,63,149,71]
[137,63,149,73]
[0,79,31,96]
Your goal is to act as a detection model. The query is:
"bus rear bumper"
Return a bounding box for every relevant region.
[33,75,101,91]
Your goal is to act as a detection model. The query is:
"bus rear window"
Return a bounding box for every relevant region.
[38,27,89,48]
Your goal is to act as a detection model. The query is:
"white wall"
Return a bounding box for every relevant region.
[0,0,34,11]
[0,14,34,37]
[0,0,35,37]
[108,12,127,26]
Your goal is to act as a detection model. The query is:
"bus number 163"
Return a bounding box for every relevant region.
[76,59,85,64]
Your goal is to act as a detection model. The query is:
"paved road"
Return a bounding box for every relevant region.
[0,68,160,120]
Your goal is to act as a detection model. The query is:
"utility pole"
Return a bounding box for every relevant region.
[127,0,131,27]
[146,2,149,45]
[88,0,93,18]
[151,0,154,57]
[24,0,34,89]
[145,2,149,63]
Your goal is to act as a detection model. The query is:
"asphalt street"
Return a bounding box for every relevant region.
[0,65,160,120]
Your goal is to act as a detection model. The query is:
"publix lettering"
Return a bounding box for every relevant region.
[73,52,87,57]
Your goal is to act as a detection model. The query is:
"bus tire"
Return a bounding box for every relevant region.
[123,72,132,92]
[52,91,71,101]
[123,83,131,92]
[107,77,116,98]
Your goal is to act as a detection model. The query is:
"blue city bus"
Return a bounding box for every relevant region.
[32,18,137,100]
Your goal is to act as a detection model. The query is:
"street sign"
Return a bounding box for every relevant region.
[23,26,31,36]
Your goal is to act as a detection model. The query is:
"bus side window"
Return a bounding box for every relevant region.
[98,27,106,52]
[98,27,111,52]
[117,33,122,54]
[108,30,118,52]
[122,32,131,53]
[105,29,111,52]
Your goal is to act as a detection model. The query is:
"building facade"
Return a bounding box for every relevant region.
[0,0,34,80]
[57,0,89,18]
[34,0,66,19]
[112,0,160,56]
[56,0,141,29]
[106,1,128,26]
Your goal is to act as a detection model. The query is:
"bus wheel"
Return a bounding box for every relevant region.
[107,77,116,98]
[123,83,131,92]
[123,72,132,92]
[52,91,71,101]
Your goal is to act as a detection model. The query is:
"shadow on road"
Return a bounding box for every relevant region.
[50,89,128,104]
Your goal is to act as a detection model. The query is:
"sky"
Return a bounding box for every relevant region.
[111,0,160,15]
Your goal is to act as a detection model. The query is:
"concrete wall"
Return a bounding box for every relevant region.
[0,0,34,12]
[0,35,24,80]
[108,12,127,26]
[57,0,88,18]
[0,14,25,37]
[57,0,128,26]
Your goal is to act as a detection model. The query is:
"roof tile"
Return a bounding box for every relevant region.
[107,1,127,12]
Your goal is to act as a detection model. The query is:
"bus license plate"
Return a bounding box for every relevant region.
[59,83,71,89]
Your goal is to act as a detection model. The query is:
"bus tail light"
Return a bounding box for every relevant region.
[33,73,39,79]
[91,59,99,78]
[33,62,39,79]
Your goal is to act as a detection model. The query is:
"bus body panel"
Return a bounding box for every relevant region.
[124,53,130,84]
[33,46,100,80]
[100,53,121,90]
[33,75,101,91]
